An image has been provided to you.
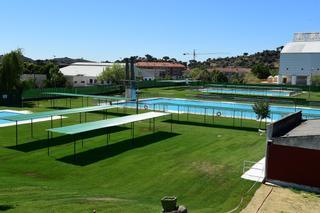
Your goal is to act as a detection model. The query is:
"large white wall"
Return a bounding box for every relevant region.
[279,53,320,76]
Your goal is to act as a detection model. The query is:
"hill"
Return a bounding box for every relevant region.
[189,47,283,69]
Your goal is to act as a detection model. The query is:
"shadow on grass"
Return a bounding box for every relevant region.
[163,119,258,132]
[58,131,180,166]
[7,126,129,153]
[47,106,71,110]
[0,204,14,211]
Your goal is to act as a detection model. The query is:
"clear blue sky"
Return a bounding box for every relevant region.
[1,0,319,62]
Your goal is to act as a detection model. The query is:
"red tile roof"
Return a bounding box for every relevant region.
[135,62,186,69]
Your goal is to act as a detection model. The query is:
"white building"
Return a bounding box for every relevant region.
[60,62,124,87]
[279,32,320,85]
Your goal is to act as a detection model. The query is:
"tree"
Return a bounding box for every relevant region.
[98,64,125,84]
[0,49,24,91]
[252,101,270,129]
[251,64,271,79]
[44,62,66,87]
[190,68,211,82]
[162,56,170,61]
[211,70,228,83]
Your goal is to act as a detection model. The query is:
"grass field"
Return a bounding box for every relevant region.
[0,96,266,212]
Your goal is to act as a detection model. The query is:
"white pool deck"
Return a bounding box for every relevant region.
[241,157,266,182]
[0,110,64,128]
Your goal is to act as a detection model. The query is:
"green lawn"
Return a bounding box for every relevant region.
[0,97,266,212]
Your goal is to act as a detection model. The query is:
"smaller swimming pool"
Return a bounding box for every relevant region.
[0,110,24,125]
[199,88,296,97]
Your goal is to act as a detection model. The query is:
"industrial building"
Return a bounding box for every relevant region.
[59,62,123,87]
[279,32,320,85]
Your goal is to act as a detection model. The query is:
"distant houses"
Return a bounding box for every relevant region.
[279,32,320,85]
[135,62,186,81]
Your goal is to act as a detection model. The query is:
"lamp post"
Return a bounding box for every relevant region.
[136,89,140,114]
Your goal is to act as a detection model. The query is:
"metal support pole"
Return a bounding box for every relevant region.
[132,122,135,142]
[47,131,50,156]
[50,116,53,138]
[69,98,71,108]
[187,106,189,121]
[233,109,235,127]
[15,120,18,146]
[73,136,76,160]
[31,119,33,138]
[106,129,109,145]
[153,118,155,134]
[80,113,82,123]
[212,108,215,124]
[60,115,63,127]
[171,114,173,133]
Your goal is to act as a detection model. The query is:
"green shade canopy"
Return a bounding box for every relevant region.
[47,112,169,135]
[44,92,129,101]
[3,105,117,121]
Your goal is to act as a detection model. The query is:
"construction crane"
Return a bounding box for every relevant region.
[183,49,228,61]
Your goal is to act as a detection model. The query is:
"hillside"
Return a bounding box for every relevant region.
[0,55,92,67]
[189,47,282,69]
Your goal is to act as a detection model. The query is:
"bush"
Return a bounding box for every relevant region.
[251,64,271,79]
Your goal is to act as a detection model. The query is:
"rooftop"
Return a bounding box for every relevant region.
[283,120,320,137]
[60,62,124,77]
[281,32,320,53]
[281,41,320,54]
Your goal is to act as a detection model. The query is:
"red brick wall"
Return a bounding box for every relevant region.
[266,142,320,188]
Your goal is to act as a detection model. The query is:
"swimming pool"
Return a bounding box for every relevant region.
[0,110,24,125]
[119,98,320,121]
[199,88,295,97]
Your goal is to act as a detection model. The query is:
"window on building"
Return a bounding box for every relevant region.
[74,81,77,83]
[317,68,320,71]
[81,81,85,83]
[301,68,304,71]
[94,79,97,83]
[286,68,289,70]
[89,79,93,84]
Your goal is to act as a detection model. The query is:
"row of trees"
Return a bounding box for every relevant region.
[0,49,24,91]
[0,49,66,91]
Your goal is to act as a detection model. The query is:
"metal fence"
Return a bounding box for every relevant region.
[22,85,121,100]
[118,101,320,124]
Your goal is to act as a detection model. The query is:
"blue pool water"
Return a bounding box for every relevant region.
[120,98,320,121]
[199,88,294,97]
[0,111,22,125]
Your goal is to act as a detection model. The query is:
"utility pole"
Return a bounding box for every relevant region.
[183,50,228,61]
